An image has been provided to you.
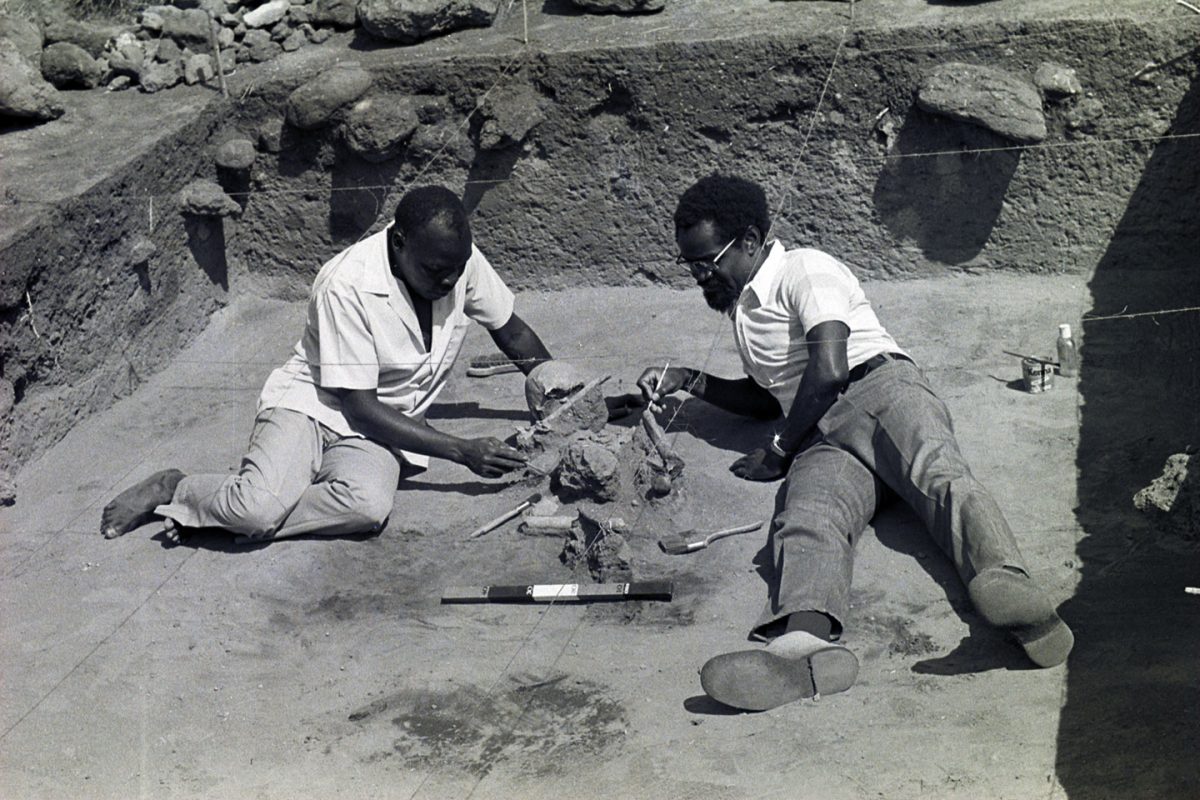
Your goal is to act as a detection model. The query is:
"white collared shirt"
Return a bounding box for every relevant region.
[257,225,515,467]
[733,241,906,410]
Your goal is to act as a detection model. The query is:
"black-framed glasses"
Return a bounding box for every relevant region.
[675,236,738,280]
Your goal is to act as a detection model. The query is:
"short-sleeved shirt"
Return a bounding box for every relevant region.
[733,241,906,411]
[257,224,515,468]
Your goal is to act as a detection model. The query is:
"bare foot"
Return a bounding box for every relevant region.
[100,469,185,539]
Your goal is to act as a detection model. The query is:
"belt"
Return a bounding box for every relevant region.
[847,352,913,383]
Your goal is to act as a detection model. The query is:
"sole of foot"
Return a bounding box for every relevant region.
[101,469,185,539]
[466,355,519,377]
[700,634,858,711]
[968,566,1074,667]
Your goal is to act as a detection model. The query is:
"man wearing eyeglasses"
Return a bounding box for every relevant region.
[637,174,1073,711]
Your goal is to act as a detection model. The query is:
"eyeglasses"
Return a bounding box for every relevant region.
[675,236,738,280]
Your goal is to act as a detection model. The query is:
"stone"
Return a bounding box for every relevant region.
[129,236,157,266]
[1065,96,1104,134]
[107,40,146,78]
[140,59,182,92]
[1034,62,1082,100]
[0,377,14,418]
[359,0,500,44]
[180,179,240,216]
[217,25,235,48]
[0,469,15,507]
[144,6,212,43]
[270,19,293,41]
[305,24,332,44]
[182,52,215,84]
[569,0,664,13]
[563,511,632,581]
[476,82,542,150]
[215,137,256,169]
[155,36,182,63]
[281,29,306,50]
[242,28,281,61]
[311,0,357,28]
[407,118,474,166]
[244,0,290,28]
[285,62,372,129]
[42,16,119,58]
[558,438,622,502]
[289,5,311,24]
[219,11,241,26]
[107,74,133,91]
[258,116,286,151]
[41,41,103,89]
[0,14,44,69]
[524,361,608,430]
[0,40,65,122]
[915,62,1046,144]
[141,10,165,32]
[1134,453,1198,540]
[339,94,420,162]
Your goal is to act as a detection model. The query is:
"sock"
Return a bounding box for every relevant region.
[784,611,834,641]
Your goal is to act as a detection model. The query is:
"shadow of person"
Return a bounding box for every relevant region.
[661,398,778,457]
[425,401,531,422]
[683,694,748,716]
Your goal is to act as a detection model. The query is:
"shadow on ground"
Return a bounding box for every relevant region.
[1057,73,1200,800]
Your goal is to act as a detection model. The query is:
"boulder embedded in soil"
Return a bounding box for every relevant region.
[182,52,215,84]
[215,138,257,170]
[42,16,119,58]
[143,6,213,43]
[139,59,182,93]
[476,82,543,150]
[916,62,1046,144]
[1034,62,1082,100]
[0,14,44,69]
[340,94,420,162]
[311,0,357,28]
[244,29,282,62]
[569,0,665,13]
[106,40,146,79]
[1134,453,1199,540]
[128,236,157,266]
[41,41,103,89]
[358,0,501,44]
[0,40,65,122]
[285,62,372,129]
[180,179,241,216]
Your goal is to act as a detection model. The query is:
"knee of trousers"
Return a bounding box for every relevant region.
[774,494,865,551]
[336,483,395,530]
[221,487,293,538]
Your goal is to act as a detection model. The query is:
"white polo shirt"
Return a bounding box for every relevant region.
[733,241,906,410]
[257,225,515,468]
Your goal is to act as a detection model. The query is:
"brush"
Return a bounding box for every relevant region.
[657,520,764,555]
[467,492,542,539]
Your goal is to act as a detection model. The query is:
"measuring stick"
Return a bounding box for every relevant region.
[441,580,673,604]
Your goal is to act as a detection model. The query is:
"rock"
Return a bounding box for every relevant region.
[289,5,311,25]
[129,235,157,265]
[1065,96,1104,134]
[1034,62,1082,100]
[284,62,372,129]
[42,16,119,58]
[340,94,420,162]
[0,14,44,68]
[107,74,133,91]
[140,9,165,32]
[0,377,14,418]
[140,58,181,92]
[244,0,290,28]
[1135,452,1199,540]
[558,438,622,502]
[281,29,306,50]
[41,41,103,89]
[358,0,500,44]
[563,511,633,581]
[217,25,235,48]
[242,28,281,61]
[0,469,15,507]
[305,24,332,43]
[0,40,65,122]
[182,52,214,84]
[311,0,357,27]
[180,179,240,216]
[143,6,212,43]
[270,19,293,42]
[407,118,475,166]
[524,361,608,430]
[476,82,542,150]
[569,0,664,13]
[107,40,146,78]
[258,116,285,151]
[215,137,256,169]
[155,36,182,63]
[915,62,1046,144]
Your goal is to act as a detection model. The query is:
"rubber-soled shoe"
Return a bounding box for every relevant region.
[699,631,858,711]
[466,353,520,377]
[968,566,1074,667]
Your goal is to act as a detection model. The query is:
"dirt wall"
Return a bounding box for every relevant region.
[2,15,1197,472]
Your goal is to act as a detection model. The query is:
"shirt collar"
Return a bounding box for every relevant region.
[360,224,397,296]
[741,240,786,302]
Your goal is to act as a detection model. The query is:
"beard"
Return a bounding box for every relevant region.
[701,279,740,314]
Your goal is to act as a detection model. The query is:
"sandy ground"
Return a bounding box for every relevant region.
[6,272,1160,800]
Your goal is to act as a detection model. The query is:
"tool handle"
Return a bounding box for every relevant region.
[706,520,764,543]
[467,492,541,539]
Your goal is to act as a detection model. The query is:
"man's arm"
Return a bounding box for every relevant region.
[729,320,849,481]
[340,390,525,478]
[636,367,782,420]
[488,311,552,376]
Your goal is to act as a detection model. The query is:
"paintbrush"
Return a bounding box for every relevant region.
[657,520,764,555]
[467,492,542,539]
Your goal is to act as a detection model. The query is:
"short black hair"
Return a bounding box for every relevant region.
[674,174,770,243]
[394,185,470,243]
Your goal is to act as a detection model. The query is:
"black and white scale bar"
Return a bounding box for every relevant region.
[441,580,673,604]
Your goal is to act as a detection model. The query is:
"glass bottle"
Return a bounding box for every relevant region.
[1056,323,1079,377]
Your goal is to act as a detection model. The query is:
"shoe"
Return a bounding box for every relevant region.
[699,631,859,711]
[466,354,520,377]
[967,566,1074,667]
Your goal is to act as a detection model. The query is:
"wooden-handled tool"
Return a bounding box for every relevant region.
[657,520,764,555]
[466,492,542,539]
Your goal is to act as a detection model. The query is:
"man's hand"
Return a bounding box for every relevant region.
[730,448,790,482]
[636,367,690,412]
[459,437,527,478]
